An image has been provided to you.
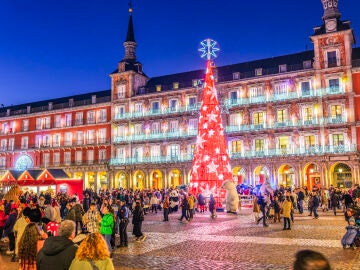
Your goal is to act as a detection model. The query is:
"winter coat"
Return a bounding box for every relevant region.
[282,200,293,218]
[297,191,305,201]
[3,212,17,237]
[132,206,144,223]
[69,257,114,270]
[0,210,7,227]
[36,236,78,270]
[100,213,114,235]
[312,195,320,208]
[74,204,84,221]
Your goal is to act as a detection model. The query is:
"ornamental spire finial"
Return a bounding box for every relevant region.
[321,0,341,21]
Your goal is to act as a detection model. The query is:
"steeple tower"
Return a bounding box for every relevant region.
[321,0,341,33]
[123,3,136,60]
[117,1,143,74]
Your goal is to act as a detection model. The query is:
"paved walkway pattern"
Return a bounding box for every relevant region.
[1,209,360,269]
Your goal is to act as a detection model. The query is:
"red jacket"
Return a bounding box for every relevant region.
[0,210,7,227]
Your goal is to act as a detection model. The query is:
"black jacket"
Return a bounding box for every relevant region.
[37,236,78,270]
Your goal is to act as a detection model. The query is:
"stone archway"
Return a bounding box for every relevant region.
[303,163,321,190]
[330,163,353,188]
[151,169,163,190]
[169,169,181,188]
[115,171,128,188]
[232,166,246,185]
[278,164,295,187]
[254,166,270,185]
[134,170,145,190]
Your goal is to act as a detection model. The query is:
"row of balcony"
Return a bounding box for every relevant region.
[113,116,347,143]
[114,87,344,121]
[226,116,346,133]
[0,160,110,171]
[114,104,200,121]
[110,144,357,166]
[225,87,344,108]
[0,139,110,151]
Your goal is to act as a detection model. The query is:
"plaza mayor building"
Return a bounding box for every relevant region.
[1,0,360,191]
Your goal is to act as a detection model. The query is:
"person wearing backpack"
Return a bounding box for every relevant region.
[116,200,129,248]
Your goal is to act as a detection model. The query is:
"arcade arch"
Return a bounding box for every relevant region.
[278,164,295,187]
[330,163,352,188]
[254,166,270,185]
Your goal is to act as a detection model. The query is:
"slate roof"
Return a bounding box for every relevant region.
[8,170,24,180]
[26,170,43,180]
[47,169,71,179]
[143,50,315,93]
[0,89,111,117]
[126,14,135,42]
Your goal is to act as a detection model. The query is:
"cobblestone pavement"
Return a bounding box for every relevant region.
[1,209,360,270]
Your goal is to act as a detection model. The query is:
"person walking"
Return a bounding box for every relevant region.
[209,194,217,219]
[187,193,195,221]
[100,205,115,254]
[282,196,293,230]
[69,232,114,270]
[116,200,129,248]
[178,195,189,223]
[312,192,320,219]
[256,194,269,227]
[132,201,146,242]
[297,188,305,214]
[162,195,170,222]
[150,194,158,214]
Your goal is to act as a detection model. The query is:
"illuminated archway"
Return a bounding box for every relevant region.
[278,164,295,187]
[331,163,352,188]
[232,166,246,184]
[303,163,320,190]
[99,172,108,190]
[134,171,145,190]
[169,169,181,188]
[115,171,128,188]
[151,169,163,189]
[254,166,270,185]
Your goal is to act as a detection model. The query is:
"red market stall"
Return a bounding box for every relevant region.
[1,169,83,200]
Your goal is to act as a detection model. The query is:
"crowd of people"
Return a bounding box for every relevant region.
[0,183,355,269]
[252,184,360,231]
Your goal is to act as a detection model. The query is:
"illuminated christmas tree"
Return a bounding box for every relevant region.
[190,39,233,205]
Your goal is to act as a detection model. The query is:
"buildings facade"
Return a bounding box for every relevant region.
[1,0,360,191]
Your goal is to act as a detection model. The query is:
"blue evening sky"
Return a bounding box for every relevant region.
[1,0,359,106]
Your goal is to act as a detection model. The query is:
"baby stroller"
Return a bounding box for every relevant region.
[341,217,359,249]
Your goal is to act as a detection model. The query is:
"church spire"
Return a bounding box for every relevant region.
[125,2,135,42]
[123,0,136,61]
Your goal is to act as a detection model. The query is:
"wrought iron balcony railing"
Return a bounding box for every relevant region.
[110,144,357,166]
[114,104,201,120]
[225,87,345,109]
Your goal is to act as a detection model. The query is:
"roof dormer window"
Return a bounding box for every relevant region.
[233,72,240,80]
[255,68,262,76]
[279,64,287,73]
[156,85,162,92]
[303,60,312,69]
[173,82,179,89]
